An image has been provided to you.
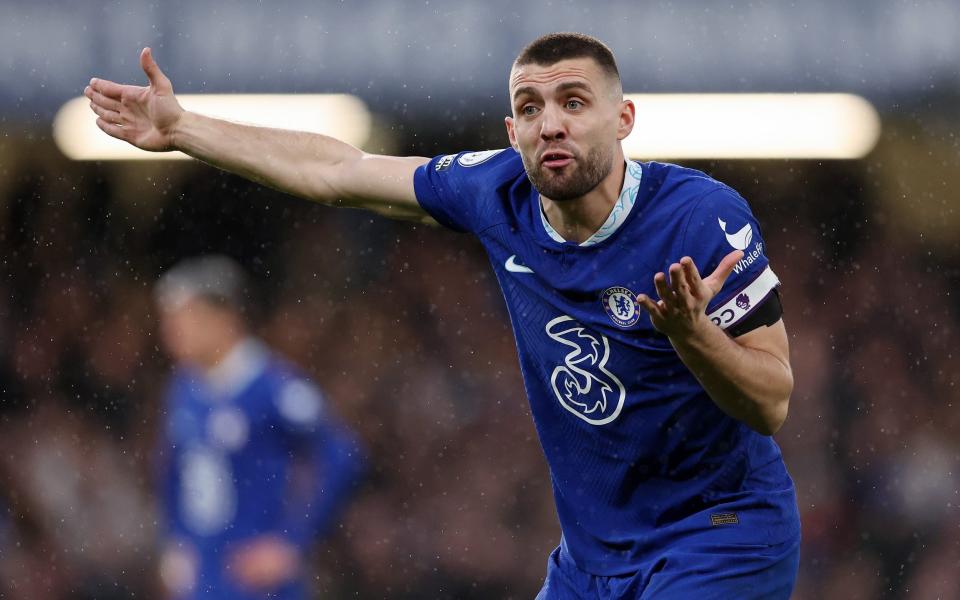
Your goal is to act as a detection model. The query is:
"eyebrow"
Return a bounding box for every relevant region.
[512,80,594,102]
[556,81,593,95]
[512,86,541,102]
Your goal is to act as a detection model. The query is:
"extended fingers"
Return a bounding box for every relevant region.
[680,257,702,286]
[140,47,172,90]
[89,77,126,101]
[635,293,664,319]
[653,271,674,304]
[90,101,122,125]
[95,117,126,141]
[668,262,689,295]
[703,249,745,295]
[84,85,122,112]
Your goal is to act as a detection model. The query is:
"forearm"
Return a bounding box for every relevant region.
[283,427,364,545]
[172,111,360,204]
[87,58,429,219]
[669,319,793,435]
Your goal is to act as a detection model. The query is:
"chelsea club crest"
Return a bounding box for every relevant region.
[601,286,640,328]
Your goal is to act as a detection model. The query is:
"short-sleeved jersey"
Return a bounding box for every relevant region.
[414,148,799,575]
[160,340,363,599]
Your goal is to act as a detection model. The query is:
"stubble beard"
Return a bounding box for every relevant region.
[522,144,613,202]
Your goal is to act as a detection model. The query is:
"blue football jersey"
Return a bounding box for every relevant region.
[414,148,800,575]
[159,340,364,599]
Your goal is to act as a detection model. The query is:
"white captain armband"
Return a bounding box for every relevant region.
[707,266,783,336]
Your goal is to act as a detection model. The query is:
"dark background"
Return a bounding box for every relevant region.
[1,2,959,598]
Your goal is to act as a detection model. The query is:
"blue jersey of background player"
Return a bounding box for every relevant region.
[89,30,799,600]
[154,256,364,600]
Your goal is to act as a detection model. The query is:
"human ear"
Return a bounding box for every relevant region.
[505,116,519,151]
[616,99,636,141]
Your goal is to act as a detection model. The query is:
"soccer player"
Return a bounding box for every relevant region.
[153,255,364,599]
[89,33,800,598]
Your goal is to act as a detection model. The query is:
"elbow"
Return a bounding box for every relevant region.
[752,377,793,436]
[752,396,790,436]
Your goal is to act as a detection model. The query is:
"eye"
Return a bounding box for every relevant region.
[565,99,583,110]
[522,105,540,117]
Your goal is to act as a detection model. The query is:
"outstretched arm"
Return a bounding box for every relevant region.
[85,48,431,222]
[637,252,793,435]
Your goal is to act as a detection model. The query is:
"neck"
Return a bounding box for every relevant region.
[540,155,626,244]
[199,331,246,372]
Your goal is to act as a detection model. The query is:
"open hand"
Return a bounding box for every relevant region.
[84,47,183,151]
[637,250,743,338]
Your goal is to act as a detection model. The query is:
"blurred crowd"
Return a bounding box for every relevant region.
[0,147,957,599]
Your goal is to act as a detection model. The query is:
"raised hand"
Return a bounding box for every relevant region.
[637,250,744,338]
[84,47,184,152]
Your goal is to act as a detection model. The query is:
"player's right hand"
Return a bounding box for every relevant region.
[637,250,743,339]
[159,543,198,597]
[84,47,183,152]
[227,534,301,590]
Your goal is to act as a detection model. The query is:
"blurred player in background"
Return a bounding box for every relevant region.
[91,33,799,599]
[154,255,364,599]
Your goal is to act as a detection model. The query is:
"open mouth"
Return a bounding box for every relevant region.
[541,150,574,169]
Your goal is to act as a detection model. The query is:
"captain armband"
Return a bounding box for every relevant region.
[706,266,783,336]
[727,288,783,337]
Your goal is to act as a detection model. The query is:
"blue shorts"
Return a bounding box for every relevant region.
[535,539,800,600]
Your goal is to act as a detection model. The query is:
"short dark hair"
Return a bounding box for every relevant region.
[155,254,249,314]
[514,32,621,84]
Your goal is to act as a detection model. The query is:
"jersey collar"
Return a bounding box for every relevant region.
[205,337,269,399]
[539,160,643,246]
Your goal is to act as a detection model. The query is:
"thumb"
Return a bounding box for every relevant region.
[704,249,744,295]
[140,47,171,90]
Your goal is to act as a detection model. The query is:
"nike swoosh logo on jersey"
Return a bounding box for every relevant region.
[718,217,753,251]
[505,255,534,274]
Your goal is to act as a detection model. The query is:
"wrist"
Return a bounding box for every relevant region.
[667,313,716,346]
[168,109,192,152]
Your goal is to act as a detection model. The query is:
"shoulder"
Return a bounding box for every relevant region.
[631,162,750,245]
[645,161,742,205]
[260,354,319,395]
[427,148,525,185]
[415,148,527,232]
[642,162,752,226]
[261,357,328,427]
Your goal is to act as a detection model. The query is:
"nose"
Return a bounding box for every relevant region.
[539,105,567,142]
